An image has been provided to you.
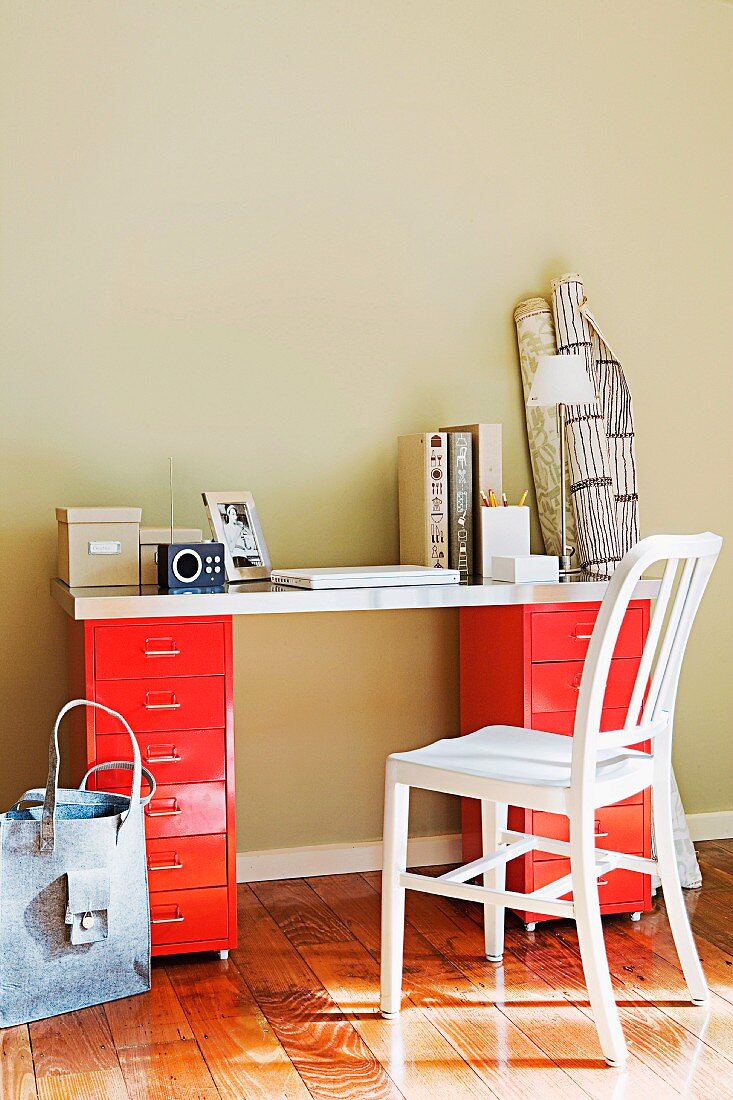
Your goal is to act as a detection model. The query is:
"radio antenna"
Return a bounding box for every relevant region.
[168,457,174,544]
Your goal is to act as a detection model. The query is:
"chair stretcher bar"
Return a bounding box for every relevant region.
[501,829,658,875]
[437,837,536,884]
[398,871,575,920]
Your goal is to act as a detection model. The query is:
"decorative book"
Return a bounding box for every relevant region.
[447,432,473,579]
[441,423,502,568]
[397,433,449,569]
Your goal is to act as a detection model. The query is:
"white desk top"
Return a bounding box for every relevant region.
[50,576,659,621]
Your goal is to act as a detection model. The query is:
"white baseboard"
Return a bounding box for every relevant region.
[237,833,462,884]
[686,811,733,842]
[237,815,732,884]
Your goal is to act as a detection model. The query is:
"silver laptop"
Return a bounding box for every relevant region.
[270,565,461,590]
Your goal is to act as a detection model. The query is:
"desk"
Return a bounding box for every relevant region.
[51,575,658,956]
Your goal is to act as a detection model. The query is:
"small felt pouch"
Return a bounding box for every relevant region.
[65,868,110,945]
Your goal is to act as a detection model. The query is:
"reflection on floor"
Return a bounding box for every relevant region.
[5,840,733,1099]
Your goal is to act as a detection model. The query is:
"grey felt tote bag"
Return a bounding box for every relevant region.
[0,699,156,1027]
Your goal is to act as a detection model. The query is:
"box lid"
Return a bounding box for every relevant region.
[140,526,203,546]
[56,507,142,524]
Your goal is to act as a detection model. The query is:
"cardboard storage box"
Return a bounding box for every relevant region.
[57,507,142,587]
[139,526,203,585]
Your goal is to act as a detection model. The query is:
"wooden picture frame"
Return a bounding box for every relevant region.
[202,491,271,583]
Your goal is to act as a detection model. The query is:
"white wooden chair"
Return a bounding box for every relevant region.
[380,532,722,1066]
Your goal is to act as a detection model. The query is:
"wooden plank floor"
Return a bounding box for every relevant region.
[4,840,733,1099]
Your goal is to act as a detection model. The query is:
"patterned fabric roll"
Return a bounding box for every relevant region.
[551,274,623,578]
[578,296,640,553]
[514,297,577,557]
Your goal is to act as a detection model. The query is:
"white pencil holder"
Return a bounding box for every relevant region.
[481,506,530,578]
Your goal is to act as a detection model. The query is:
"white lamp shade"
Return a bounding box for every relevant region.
[527,354,597,407]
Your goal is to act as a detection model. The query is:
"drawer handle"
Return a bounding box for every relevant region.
[144,639,180,657]
[572,623,595,640]
[148,857,184,872]
[145,801,182,818]
[144,692,181,711]
[597,879,609,887]
[145,747,181,763]
[151,910,185,925]
[595,831,609,839]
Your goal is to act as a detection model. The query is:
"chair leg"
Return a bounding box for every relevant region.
[481,800,507,961]
[653,768,708,1004]
[380,774,410,1018]
[570,813,627,1067]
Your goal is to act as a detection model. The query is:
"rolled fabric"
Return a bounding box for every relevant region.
[514,297,576,557]
[551,274,623,577]
[578,296,640,552]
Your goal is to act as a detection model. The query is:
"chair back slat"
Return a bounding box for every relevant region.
[570,533,722,795]
[641,557,695,725]
[622,557,679,734]
[646,554,717,726]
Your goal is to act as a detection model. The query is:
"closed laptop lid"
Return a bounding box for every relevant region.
[270,566,461,589]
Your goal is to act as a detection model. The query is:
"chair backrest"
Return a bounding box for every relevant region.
[571,532,722,790]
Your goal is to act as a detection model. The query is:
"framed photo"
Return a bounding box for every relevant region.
[202,492,271,583]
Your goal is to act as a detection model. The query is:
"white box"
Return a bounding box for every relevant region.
[480,506,530,578]
[491,554,560,584]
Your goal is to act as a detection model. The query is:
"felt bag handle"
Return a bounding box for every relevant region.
[41,699,143,853]
[79,762,156,807]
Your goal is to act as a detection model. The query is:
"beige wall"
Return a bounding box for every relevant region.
[2,1,731,849]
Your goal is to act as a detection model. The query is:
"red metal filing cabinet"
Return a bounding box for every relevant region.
[460,600,652,926]
[67,616,236,957]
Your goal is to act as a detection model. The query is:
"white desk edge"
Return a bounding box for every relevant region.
[50,576,661,621]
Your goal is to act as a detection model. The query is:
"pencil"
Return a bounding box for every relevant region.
[518,489,528,507]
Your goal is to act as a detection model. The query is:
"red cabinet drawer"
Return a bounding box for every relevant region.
[105,781,227,838]
[531,606,644,664]
[150,886,229,947]
[94,676,225,733]
[146,834,227,892]
[143,782,226,838]
[531,658,638,715]
[533,859,645,906]
[532,804,644,861]
[94,622,225,680]
[94,729,225,786]
[532,707,629,738]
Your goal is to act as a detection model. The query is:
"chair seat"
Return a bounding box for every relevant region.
[390,725,653,807]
